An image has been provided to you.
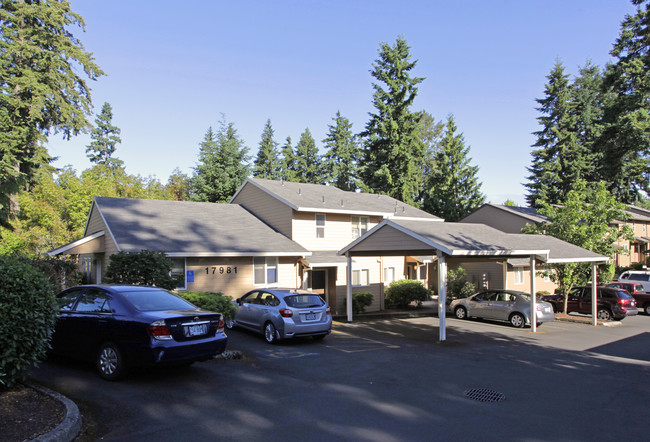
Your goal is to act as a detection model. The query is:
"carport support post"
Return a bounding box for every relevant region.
[530,255,537,333]
[437,252,447,342]
[346,253,353,322]
[592,263,597,326]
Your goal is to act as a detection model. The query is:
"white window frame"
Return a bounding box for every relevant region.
[171,258,187,290]
[514,267,524,285]
[316,214,326,239]
[384,266,396,284]
[254,257,278,285]
[352,268,370,286]
[351,216,369,239]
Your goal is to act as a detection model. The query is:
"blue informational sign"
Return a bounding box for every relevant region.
[186,270,194,283]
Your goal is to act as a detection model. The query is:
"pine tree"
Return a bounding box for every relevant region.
[360,36,426,205]
[253,119,281,179]
[322,111,360,191]
[86,102,123,169]
[0,0,104,226]
[598,0,650,203]
[293,128,324,184]
[191,119,250,202]
[423,116,485,221]
[279,136,297,182]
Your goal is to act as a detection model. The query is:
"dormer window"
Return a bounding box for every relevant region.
[352,216,368,239]
[316,214,326,238]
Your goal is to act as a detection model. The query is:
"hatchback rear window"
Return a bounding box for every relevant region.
[284,294,325,308]
[121,290,197,311]
[615,291,634,300]
[625,273,650,281]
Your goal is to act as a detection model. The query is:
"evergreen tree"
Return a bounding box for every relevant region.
[417,111,445,202]
[598,0,650,203]
[322,111,360,191]
[86,102,123,169]
[253,119,281,179]
[191,119,250,202]
[293,128,324,184]
[0,0,104,226]
[423,116,485,221]
[360,36,426,205]
[279,136,297,182]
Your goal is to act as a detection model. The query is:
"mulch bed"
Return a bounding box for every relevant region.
[0,383,65,441]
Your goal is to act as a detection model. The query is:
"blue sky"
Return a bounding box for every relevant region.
[48,0,637,205]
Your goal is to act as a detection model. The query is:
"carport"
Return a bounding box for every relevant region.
[338,220,608,341]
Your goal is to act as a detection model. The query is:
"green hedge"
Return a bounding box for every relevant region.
[385,279,430,308]
[177,291,238,321]
[0,256,57,389]
[352,291,373,314]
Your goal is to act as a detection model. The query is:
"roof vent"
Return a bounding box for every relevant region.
[322,195,326,203]
[341,199,344,207]
[298,188,301,195]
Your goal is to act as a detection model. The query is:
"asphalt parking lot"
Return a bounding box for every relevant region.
[30,315,650,441]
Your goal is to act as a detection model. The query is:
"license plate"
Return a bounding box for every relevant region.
[184,323,208,337]
[544,307,551,313]
[304,313,317,321]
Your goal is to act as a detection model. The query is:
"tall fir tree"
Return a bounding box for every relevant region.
[253,119,281,179]
[423,116,485,221]
[293,128,324,184]
[0,0,104,226]
[191,119,250,202]
[360,36,426,205]
[322,111,360,191]
[598,0,650,203]
[417,111,445,202]
[86,102,123,169]
[279,136,297,182]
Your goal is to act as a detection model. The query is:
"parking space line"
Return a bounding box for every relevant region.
[326,329,400,353]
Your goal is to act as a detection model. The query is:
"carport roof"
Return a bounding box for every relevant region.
[338,219,607,263]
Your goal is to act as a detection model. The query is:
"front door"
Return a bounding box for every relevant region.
[309,269,328,304]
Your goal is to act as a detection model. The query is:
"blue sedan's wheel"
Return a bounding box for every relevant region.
[454,306,468,320]
[509,313,525,328]
[97,342,126,381]
[264,322,277,344]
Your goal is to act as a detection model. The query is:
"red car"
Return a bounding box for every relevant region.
[607,282,650,315]
[541,286,638,321]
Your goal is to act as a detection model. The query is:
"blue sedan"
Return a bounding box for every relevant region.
[51,285,228,380]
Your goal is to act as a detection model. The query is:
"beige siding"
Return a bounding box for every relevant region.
[292,212,383,250]
[86,204,119,276]
[183,256,300,299]
[231,184,293,237]
[448,260,504,291]
[505,265,558,294]
[462,206,531,233]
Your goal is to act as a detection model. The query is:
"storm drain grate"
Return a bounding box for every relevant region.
[463,388,506,403]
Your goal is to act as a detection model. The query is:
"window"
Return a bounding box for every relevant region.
[316,214,326,238]
[351,216,369,239]
[57,289,83,311]
[75,289,111,313]
[352,269,370,286]
[171,258,186,290]
[254,257,278,285]
[384,267,395,284]
[514,267,524,285]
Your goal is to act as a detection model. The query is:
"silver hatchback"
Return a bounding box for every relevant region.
[227,289,332,343]
[449,290,555,328]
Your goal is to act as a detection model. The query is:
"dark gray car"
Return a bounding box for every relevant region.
[227,288,332,343]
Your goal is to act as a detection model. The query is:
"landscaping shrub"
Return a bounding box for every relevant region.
[536,290,550,300]
[105,250,181,290]
[352,291,373,314]
[22,256,82,292]
[178,291,238,321]
[0,256,57,389]
[385,279,430,308]
[446,267,476,302]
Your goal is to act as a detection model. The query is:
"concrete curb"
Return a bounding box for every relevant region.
[28,383,81,442]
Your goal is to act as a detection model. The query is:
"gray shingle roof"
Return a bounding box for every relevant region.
[238,178,442,220]
[93,197,309,256]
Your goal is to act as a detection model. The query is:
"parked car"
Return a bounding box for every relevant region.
[227,288,332,343]
[541,286,638,320]
[617,270,650,293]
[606,281,650,315]
[50,285,228,380]
[449,290,555,328]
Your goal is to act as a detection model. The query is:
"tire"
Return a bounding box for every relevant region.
[536,322,542,328]
[509,313,525,328]
[264,322,278,344]
[225,318,235,329]
[644,304,650,316]
[97,342,127,381]
[454,306,468,320]
[597,308,612,321]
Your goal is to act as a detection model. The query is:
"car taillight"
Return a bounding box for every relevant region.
[279,308,293,318]
[326,306,331,315]
[618,299,632,306]
[148,320,173,340]
[217,317,225,332]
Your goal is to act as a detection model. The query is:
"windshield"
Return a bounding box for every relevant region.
[285,294,325,308]
[121,289,197,311]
